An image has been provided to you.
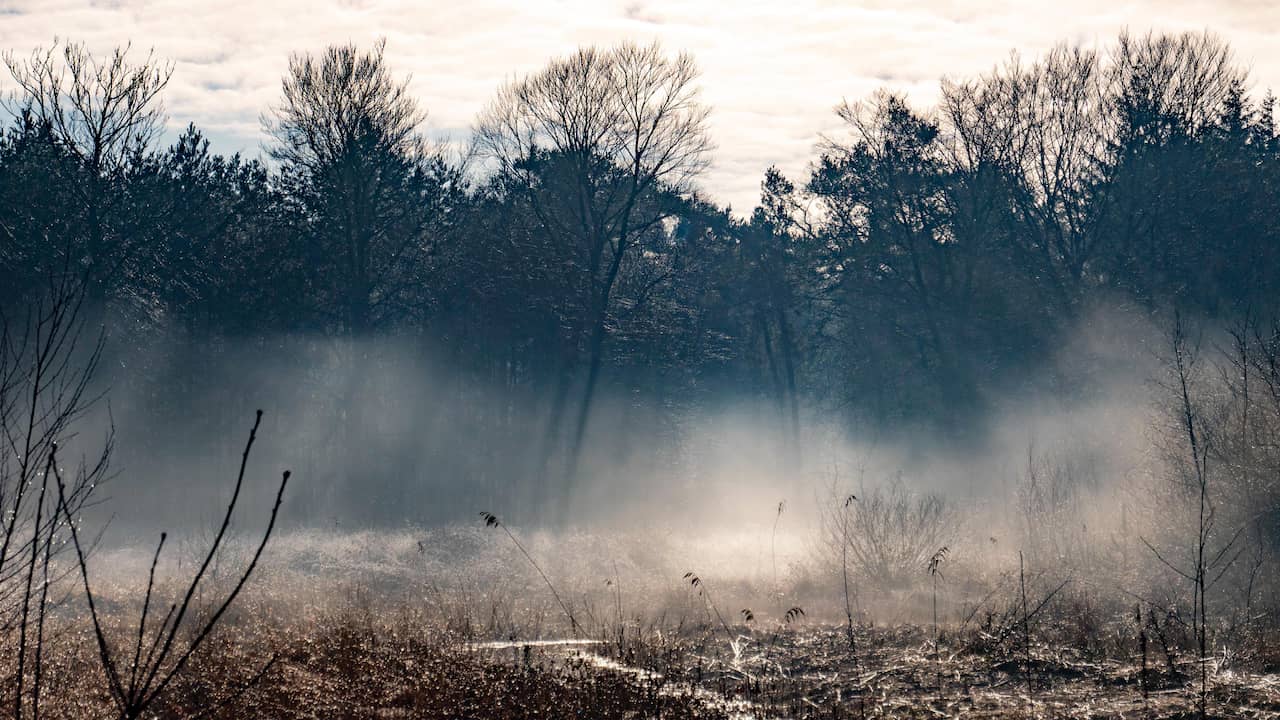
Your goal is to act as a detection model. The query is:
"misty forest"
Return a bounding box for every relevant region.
[3,25,1280,719]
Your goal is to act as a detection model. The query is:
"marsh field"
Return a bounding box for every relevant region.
[16,513,1280,720]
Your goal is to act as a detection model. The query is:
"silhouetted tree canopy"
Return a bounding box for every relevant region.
[2,31,1279,521]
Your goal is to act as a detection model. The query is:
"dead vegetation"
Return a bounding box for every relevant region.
[10,598,1280,720]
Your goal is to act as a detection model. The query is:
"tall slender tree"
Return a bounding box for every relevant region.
[475,41,712,495]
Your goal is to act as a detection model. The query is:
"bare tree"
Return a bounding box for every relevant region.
[1142,314,1252,717]
[266,39,421,176]
[474,41,712,492]
[0,269,110,719]
[1109,30,1241,143]
[941,43,1111,314]
[3,40,172,313]
[264,39,454,336]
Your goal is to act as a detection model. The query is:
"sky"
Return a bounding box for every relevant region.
[1,1,1278,211]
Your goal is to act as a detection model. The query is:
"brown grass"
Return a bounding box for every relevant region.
[7,582,1280,720]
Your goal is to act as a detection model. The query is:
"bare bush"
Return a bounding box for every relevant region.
[823,478,957,592]
[60,410,289,720]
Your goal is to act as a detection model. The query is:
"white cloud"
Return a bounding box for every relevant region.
[2,0,1277,211]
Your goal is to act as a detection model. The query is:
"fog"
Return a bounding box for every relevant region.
[65,301,1172,629]
[91,307,1147,515]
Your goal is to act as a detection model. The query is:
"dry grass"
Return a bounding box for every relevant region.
[10,609,731,720]
[9,588,1279,720]
[11,500,1270,720]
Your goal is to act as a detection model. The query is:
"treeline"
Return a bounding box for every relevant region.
[1,32,1278,519]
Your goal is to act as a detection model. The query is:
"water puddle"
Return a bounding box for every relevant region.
[469,638,605,650]
[469,638,767,719]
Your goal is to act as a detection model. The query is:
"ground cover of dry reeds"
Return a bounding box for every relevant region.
[16,616,1280,719]
[11,553,1280,720]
